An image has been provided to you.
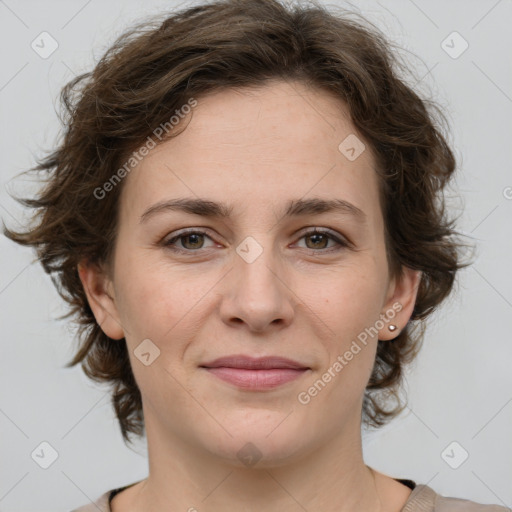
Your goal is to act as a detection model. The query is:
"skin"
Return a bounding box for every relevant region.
[79,80,421,511]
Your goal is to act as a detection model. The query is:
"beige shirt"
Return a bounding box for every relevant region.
[71,478,510,511]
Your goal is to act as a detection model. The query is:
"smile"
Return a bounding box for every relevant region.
[202,367,309,390]
[200,355,311,390]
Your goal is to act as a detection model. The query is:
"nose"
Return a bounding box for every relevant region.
[218,241,295,333]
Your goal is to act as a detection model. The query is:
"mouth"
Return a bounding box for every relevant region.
[199,355,310,390]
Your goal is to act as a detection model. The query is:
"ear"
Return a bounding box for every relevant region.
[77,261,125,340]
[378,266,421,341]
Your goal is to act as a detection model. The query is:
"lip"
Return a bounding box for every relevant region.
[200,355,309,370]
[200,355,310,390]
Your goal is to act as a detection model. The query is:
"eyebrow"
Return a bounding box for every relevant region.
[140,197,366,224]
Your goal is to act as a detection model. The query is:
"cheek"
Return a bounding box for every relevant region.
[301,271,383,408]
[300,261,386,397]
[314,264,386,336]
[113,252,215,345]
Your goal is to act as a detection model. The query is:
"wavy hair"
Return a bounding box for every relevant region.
[3,0,469,445]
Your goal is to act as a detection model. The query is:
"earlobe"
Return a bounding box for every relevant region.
[379,267,422,341]
[77,261,125,340]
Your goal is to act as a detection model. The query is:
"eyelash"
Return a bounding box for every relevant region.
[162,228,350,255]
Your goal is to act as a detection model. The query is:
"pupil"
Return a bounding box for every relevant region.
[185,234,203,249]
[308,233,326,249]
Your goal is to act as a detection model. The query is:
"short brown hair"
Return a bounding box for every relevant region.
[4,0,469,445]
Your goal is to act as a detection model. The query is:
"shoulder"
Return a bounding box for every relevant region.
[70,480,143,512]
[403,483,510,511]
[70,490,111,512]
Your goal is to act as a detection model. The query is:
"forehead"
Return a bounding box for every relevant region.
[119,80,381,224]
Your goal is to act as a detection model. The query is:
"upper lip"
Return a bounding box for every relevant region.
[200,355,309,370]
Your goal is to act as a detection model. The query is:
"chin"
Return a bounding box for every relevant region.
[199,412,314,469]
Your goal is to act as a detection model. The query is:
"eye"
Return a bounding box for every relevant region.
[162,227,349,255]
[163,229,216,253]
[295,228,349,253]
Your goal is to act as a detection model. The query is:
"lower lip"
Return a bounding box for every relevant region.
[203,367,308,390]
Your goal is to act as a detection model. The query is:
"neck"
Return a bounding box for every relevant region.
[130,411,381,512]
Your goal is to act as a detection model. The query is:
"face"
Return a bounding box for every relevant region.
[81,80,419,467]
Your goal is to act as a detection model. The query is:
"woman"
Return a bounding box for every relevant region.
[4,0,507,510]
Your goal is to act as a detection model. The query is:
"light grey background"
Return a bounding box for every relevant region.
[1,0,511,510]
